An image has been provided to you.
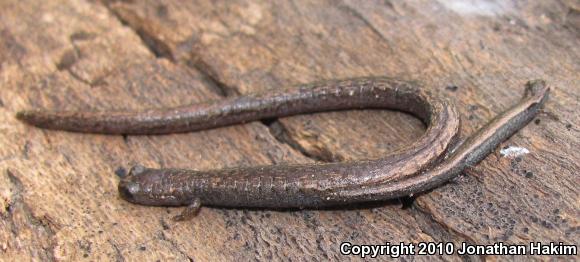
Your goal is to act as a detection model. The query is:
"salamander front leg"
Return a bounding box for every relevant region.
[173,198,202,221]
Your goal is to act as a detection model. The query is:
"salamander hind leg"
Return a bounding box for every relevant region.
[172,198,202,221]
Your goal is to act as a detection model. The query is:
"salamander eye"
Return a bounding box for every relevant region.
[128,164,146,176]
[118,181,140,202]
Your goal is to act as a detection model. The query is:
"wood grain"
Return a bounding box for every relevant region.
[1,0,467,261]
[107,0,580,260]
[1,0,578,261]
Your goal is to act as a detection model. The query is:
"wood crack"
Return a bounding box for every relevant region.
[187,59,236,97]
[102,1,237,98]
[263,120,332,163]
[105,4,175,61]
[3,169,57,261]
[98,0,329,164]
[56,33,109,87]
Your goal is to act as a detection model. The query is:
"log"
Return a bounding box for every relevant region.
[1,0,578,260]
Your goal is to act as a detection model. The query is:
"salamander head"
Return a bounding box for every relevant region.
[118,164,188,206]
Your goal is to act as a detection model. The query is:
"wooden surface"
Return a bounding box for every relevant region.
[1,0,578,261]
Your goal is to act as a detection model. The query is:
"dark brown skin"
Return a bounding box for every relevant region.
[16,77,549,219]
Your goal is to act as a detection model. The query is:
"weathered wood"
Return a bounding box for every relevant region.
[106,0,580,260]
[0,0,483,261]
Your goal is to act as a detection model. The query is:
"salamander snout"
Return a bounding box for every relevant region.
[118,180,140,203]
[118,164,147,203]
[118,164,187,206]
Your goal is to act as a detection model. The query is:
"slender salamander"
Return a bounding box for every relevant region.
[16,77,549,220]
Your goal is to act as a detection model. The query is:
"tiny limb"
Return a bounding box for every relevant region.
[172,198,202,221]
